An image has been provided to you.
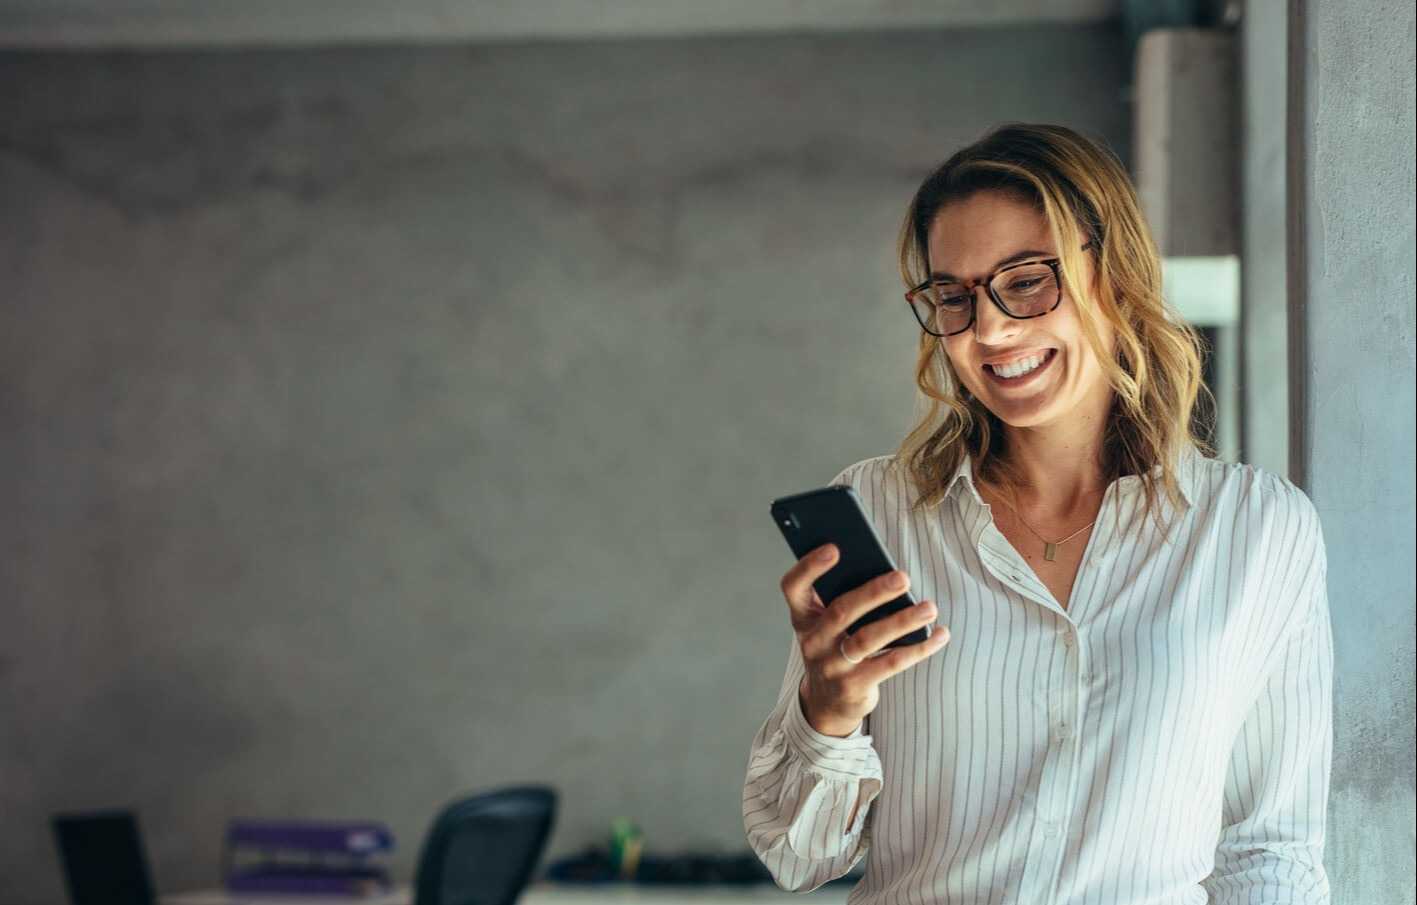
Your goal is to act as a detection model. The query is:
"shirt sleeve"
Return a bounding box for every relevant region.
[1201,492,1334,904]
[742,632,883,893]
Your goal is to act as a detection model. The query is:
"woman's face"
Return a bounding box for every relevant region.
[926,190,1114,431]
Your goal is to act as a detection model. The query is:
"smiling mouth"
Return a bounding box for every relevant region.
[983,348,1058,384]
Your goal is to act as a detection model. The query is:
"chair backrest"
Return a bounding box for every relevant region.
[413,785,557,905]
[51,810,156,905]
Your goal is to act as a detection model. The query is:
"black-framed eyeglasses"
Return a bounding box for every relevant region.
[905,242,1095,337]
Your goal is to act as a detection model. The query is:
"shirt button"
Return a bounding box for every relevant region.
[1042,822,1060,839]
[1061,632,1074,648]
[1054,722,1071,742]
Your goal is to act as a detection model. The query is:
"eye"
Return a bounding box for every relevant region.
[996,263,1055,296]
[1008,277,1044,291]
[930,285,970,309]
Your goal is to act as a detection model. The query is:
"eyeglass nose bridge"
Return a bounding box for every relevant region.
[969,277,1029,336]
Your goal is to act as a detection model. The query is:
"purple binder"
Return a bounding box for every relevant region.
[224,819,394,895]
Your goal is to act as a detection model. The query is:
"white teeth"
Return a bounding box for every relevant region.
[990,351,1049,379]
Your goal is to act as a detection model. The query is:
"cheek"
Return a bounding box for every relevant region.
[1073,323,1113,373]
[942,343,975,384]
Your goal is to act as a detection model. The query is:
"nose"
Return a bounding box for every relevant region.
[970,285,1023,345]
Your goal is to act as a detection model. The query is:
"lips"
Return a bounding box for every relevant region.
[982,347,1058,385]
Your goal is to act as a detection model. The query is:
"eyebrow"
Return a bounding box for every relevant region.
[929,249,1055,282]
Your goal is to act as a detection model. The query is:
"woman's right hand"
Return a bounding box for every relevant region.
[780,542,952,737]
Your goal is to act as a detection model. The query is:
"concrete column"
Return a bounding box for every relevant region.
[1288,0,1416,900]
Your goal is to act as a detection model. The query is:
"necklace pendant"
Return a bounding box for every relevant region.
[1044,542,1057,562]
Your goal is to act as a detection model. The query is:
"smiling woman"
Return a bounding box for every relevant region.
[743,123,1333,904]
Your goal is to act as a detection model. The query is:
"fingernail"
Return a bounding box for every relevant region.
[817,546,835,561]
[890,572,908,589]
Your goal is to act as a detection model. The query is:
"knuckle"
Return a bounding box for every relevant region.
[831,609,853,635]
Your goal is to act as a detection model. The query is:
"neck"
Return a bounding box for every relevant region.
[985,395,1114,520]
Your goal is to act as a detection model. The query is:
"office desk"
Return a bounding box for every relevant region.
[163,881,854,904]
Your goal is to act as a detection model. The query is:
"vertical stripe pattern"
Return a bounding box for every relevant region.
[741,445,1333,903]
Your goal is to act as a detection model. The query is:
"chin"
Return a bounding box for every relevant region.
[978,396,1067,429]
[994,410,1058,429]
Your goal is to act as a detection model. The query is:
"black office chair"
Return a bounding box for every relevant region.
[413,785,557,905]
[51,810,157,905]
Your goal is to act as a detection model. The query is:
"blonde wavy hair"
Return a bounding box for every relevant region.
[890,123,1215,535]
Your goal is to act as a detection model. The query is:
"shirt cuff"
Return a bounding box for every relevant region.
[781,686,878,780]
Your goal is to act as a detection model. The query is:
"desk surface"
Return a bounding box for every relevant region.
[163,881,854,904]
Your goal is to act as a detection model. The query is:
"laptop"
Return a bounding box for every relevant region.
[51,810,156,905]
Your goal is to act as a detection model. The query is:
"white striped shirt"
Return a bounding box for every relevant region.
[743,444,1333,904]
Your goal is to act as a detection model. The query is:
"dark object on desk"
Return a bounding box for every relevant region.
[413,784,557,905]
[223,818,395,895]
[51,809,157,905]
[545,847,773,884]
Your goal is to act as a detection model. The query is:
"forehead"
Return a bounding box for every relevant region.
[925,191,1052,276]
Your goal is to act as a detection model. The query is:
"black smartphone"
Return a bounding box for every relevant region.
[770,484,932,651]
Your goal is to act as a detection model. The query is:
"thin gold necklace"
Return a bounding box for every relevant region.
[985,486,1102,562]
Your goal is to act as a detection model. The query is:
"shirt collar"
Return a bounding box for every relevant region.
[944,451,987,509]
[944,443,1201,511]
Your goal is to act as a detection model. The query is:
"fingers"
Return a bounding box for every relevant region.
[855,621,952,684]
[780,543,840,624]
[830,599,942,675]
[807,569,913,661]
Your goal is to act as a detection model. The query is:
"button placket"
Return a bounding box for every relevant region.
[1022,725,1074,899]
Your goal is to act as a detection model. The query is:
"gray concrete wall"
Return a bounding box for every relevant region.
[1289,1,1417,902]
[0,31,1131,903]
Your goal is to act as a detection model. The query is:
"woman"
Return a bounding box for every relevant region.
[741,123,1332,904]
